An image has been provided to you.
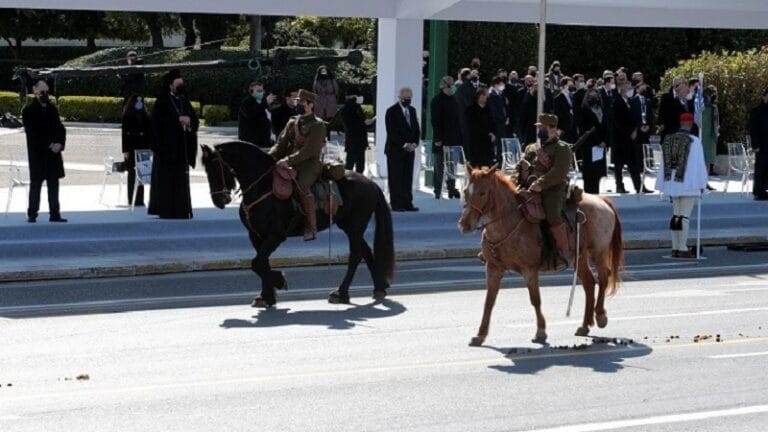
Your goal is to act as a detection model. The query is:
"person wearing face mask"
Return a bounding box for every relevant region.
[119,50,146,101]
[504,71,524,139]
[121,94,152,207]
[547,61,563,91]
[22,80,67,223]
[340,89,375,174]
[488,76,509,162]
[656,113,708,258]
[700,86,720,178]
[612,82,644,194]
[599,75,617,178]
[385,87,421,212]
[465,87,496,168]
[574,87,608,194]
[572,74,587,120]
[516,113,574,269]
[554,76,578,144]
[270,90,328,240]
[631,82,656,194]
[660,81,694,141]
[430,76,463,199]
[312,65,339,134]
[149,69,199,220]
[271,88,301,139]
[455,68,477,151]
[750,88,768,200]
[238,81,276,149]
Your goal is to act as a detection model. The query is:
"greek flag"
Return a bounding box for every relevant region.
[694,73,704,127]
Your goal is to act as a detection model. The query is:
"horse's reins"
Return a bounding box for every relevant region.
[209,151,232,199]
[466,185,528,262]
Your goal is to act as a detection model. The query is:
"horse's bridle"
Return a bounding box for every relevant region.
[208,150,233,199]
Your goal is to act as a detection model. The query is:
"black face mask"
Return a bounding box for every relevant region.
[38,92,50,104]
[470,77,479,83]
[588,98,600,107]
[174,85,186,95]
[401,98,412,107]
[471,62,480,69]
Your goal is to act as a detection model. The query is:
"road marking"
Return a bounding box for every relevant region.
[2,337,768,404]
[519,404,768,432]
[708,351,768,359]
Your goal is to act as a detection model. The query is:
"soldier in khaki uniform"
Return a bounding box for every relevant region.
[525,113,573,267]
[269,89,327,241]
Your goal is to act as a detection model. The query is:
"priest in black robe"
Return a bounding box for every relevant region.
[148,69,199,219]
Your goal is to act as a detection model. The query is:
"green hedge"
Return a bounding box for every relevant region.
[202,104,230,126]
[59,46,376,116]
[661,47,768,145]
[56,96,201,122]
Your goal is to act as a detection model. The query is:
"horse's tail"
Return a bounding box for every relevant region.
[374,187,395,283]
[601,196,625,297]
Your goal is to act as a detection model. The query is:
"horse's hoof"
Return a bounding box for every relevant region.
[596,313,608,329]
[328,290,350,305]
[575,326,590,337]
[372,289,387,301]
[251,297,274,308]
[469,336,485,347]
[532,330,548,344]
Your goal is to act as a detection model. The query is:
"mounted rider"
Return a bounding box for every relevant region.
[269,89,327,241]
[518,113,573,267]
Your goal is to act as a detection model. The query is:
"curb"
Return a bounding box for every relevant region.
[1,235,766,283]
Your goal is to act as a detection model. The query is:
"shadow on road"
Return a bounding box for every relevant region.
[484,337,653,374]
[219,299,407,330]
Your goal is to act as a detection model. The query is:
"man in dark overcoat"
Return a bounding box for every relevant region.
[148,69,199,219]
[430,76,463,199]
[385,87,421,212]
[22,80,67,223]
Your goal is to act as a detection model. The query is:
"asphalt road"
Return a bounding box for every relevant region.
[2,249,768,431]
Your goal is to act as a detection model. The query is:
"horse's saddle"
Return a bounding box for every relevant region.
[516,184,583,225]
[273,163,344,217]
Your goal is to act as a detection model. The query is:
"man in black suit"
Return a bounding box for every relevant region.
[659,80,693,140]
[430,76,463,199]
[504,71,524,138]
[385,87,421,212]
[488,76,509,161]
[599,75,618,181]
[270,88,301,138]
[554,76,578,143]
[22,80,67,223]
[750,89,768,200]
[238,82,276,148]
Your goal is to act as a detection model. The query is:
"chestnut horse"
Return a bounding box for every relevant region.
[458,166,624,346]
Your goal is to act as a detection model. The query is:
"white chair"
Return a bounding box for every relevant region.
[98,149,126,205]
[724,143,752,195]
[443,145,468,192]
[641,143,663,196]
[131,149,153,212]
[321,140,344,163]
[500,137,522,173]
[4,148,30,216]
[570,152,583,184]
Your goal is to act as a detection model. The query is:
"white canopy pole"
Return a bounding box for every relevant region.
[536,0,547,117]
[697,72,704,260]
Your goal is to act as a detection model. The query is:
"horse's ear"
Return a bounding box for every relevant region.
[466,163,475,174]
[489,163,499,174]
[200,145,210,156]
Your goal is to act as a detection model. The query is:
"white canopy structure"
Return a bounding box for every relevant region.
[3,0,767,174]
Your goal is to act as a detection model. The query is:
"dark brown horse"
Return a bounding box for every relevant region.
[458,166,624,345]
[201,141,394,307]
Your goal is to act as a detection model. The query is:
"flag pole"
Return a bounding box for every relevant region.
[536,0,547,117]
[697,72,704,260]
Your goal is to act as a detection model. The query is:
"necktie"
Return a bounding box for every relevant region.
[404,108,411,127]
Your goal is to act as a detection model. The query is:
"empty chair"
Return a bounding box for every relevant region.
[443,145,468,193]
[98,152,126,205]
[724,143,752,194]
[500,137,522,173]
[641,143,663,195]
[131,149,153,212]
[4,148,31,216]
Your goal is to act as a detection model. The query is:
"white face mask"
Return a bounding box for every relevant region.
[577,82,586,90]
[608,83,616,91]
[686,92,694,101]
[355,96,364,105]
[625,89,635,98]
[496,85,505,92]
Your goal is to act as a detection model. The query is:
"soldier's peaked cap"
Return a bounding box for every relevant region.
[298,89,317,103]
[535,113,558,128]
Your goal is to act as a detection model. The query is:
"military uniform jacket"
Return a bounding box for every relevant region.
[269,115,327,191]
[524,138,572,192]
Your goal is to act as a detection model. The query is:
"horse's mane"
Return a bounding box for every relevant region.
[215,141,275,166]
[470,166,518,195]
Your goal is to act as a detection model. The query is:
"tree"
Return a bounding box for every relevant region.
[57,11,107,51]
[249,15,263,53]
[0,9,57,58]
[103,12,150,43]
[194,14,239,49]
[136,12,180,48]
[180,14,197,47]
[290,17,374,48]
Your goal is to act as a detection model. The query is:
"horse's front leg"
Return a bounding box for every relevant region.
[576,255,596,337]
[470,264,504,347]
[524,271,548,344]
[251,233,286,308]
[329,231,363,304]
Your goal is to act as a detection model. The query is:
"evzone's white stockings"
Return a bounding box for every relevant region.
[670,196,696,252]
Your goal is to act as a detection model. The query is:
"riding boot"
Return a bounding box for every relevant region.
[550,223,571,270]
[300,193,317,241]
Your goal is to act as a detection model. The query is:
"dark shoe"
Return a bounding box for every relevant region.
[641,187,655,194]
[49,217,68,223]
[449,189,461,199]
[617,188,629,194]
[706,184,716,191]
[27,216,36,223]
[392,207,407,212]
[671,250,679,258]
[754,195,768,201]
[674,250,696,259]
[405,206,420,212]
[299,194,317,241]
[434,194,441,200]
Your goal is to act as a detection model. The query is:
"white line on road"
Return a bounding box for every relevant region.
[708,351,768,359]
[520,404,768,432]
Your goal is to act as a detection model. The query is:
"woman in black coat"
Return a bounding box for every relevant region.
[122,95,153,207]
[148,69,199,219]
[574,87,607,194]
[465,87,496,167]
